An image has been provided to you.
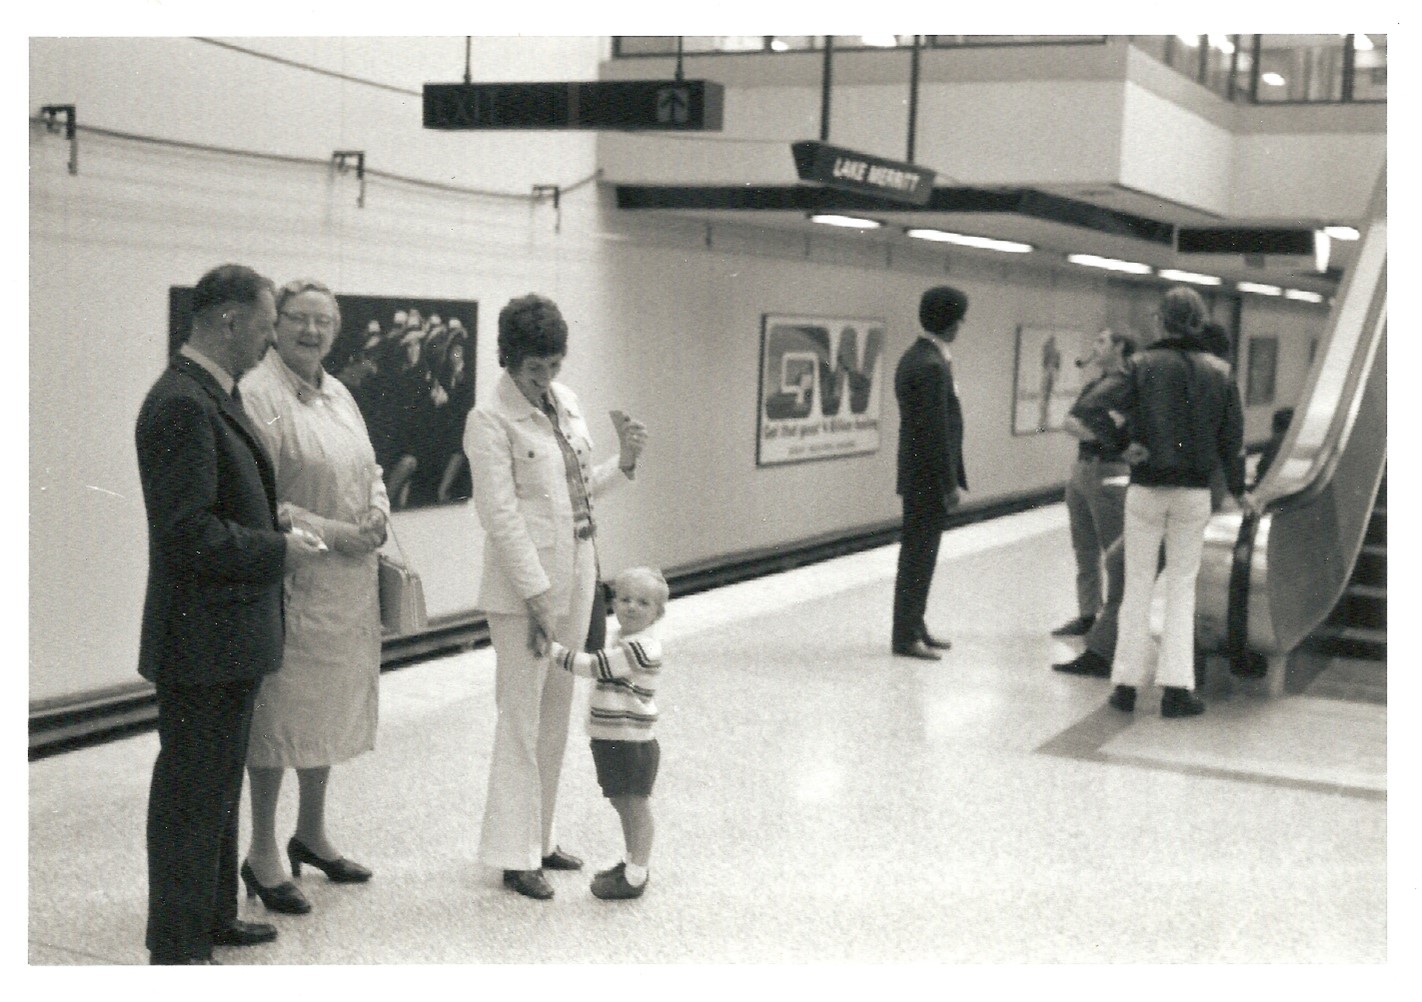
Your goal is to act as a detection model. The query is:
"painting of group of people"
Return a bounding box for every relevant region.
[170,289,477,510]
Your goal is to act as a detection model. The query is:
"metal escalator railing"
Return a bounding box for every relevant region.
[1196,165,1387,670]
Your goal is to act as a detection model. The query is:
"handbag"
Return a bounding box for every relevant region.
[378,521,428,635]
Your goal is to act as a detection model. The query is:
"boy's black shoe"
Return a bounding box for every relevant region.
[590,862,647,900]
[1161,687,1206,718]
[1108,685,1137,713]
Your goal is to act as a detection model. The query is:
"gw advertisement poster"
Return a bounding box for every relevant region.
[757,314,885,466]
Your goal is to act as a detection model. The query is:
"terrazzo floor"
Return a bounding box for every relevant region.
[26,506,1397,982]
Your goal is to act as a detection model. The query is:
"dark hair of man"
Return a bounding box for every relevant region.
[497,293,568,369]
[190,264,273,324]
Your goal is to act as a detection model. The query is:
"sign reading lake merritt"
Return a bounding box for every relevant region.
[791,141,935,206]
[757,314,886,467]
[423,80,724,131]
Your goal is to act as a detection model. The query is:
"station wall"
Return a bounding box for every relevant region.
[28,37,1327,705]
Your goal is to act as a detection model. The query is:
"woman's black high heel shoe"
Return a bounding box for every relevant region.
[240,860,312,914]
[287,836,373,883]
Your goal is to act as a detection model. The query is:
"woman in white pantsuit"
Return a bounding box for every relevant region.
[464,294,646,900]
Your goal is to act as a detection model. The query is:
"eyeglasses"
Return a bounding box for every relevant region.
[280,310,336,331]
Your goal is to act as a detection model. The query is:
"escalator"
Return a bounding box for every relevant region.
[1195,164,1387,690]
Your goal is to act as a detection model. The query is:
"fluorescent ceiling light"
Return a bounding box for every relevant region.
[1284,289,1324,303]
[1324,225,1361,241]
[1209,35,1235,54]
[1157,268,1222,286]
[1352,34,1375,51]
[1066,253,1152,275]
[1237,281,1282,296]
[770,39,790,52]
[1175,35,1200,47]
[1262,72,1286,86]
[905,228,1033,254]
[809,214,881,229]
[860,35,901,48]
[1314,230,1331,273]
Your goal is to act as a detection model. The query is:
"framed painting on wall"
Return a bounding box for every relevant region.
[1246,336,1279,406]
[1011,325,1094,435]
[169,287,477,511]
[756,313,886,466]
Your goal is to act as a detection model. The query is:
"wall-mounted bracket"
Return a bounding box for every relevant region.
[331,150,366,207]
[532,183,562,232]
[40,104,78,175]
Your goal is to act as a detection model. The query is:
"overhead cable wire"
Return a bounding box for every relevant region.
[192,37,423,97]
[29,115,599,202]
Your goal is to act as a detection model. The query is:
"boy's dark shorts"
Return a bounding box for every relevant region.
[590,738,660,798]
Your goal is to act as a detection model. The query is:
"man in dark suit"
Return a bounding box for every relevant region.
[136,264,326,964]
[892,285,969,660]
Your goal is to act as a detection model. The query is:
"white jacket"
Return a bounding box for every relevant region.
[465,371,627,616]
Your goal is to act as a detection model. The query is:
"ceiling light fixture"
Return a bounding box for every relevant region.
[1262,72,1286,86]
[1175,34,1200,47]
[1284,289,1325,303]
[1066,253,1152,275]
[1324,225,1361,241]
[905,228,1033,253]
[809,214,881,229]
[1209,35,1235,54]
[1352,34,1375,51]
[1237,281,1283,296]
[860,35,901,48]
[1157,268,1222,286]
[769,39,790,52]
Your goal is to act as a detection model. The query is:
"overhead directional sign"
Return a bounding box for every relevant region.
[423,80,725,131]
[791,140,936,206]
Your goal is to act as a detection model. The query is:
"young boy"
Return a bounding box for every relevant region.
[548,566,667,900]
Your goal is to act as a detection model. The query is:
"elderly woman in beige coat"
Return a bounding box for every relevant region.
[465,293,647,900]
[237,279,389,915]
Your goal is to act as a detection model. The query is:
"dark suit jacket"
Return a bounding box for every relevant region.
[135,355,287,685]
[895,335,967,504]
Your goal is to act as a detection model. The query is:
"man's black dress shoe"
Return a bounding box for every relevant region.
[288,835,372,883]
[1108,684,1137,713]
[240,860,312,914]
[541,847,583,871]
[892,640,942,661]
[150,952,219,965]
[1051,614,1096,637]
[919,630,952,650]
[1053,650,1111,677]
[211,919,278,947]
[1161,686,1206,718]
[503,869,554,900]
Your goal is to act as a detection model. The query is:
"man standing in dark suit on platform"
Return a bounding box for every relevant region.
[892,285,969,661]
[135,264,326,964]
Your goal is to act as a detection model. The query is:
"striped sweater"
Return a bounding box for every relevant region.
[549,628,662,742]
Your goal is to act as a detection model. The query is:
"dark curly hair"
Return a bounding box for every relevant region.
[497,294,568,369]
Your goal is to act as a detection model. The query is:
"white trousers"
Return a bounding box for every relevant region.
[1111,485,1212,691]
[477,537,598,871]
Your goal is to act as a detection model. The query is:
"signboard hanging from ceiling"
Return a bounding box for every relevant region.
[791,140,936,207]
[423,80,724,131]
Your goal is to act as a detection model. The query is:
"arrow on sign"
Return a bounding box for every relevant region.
[656,87,689,125]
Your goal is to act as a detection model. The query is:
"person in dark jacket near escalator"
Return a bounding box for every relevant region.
[1070,286,1250,719]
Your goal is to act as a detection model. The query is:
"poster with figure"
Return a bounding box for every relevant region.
[169,288,477,511]
[757,314,885,466]
[1012,325,1094,435]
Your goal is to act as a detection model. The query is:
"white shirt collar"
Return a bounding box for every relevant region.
[179,343,235,396]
